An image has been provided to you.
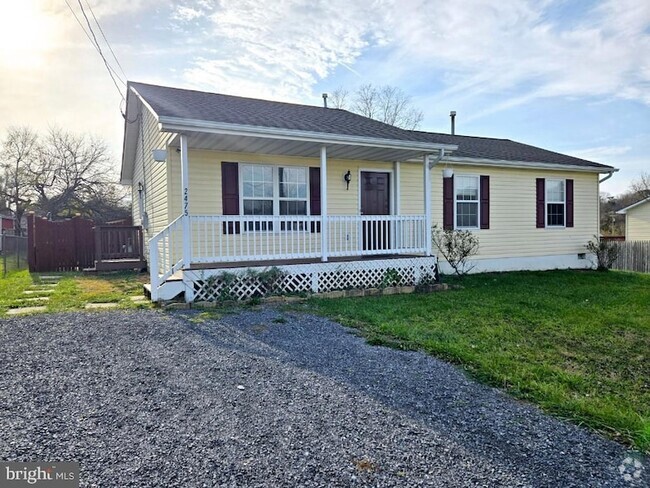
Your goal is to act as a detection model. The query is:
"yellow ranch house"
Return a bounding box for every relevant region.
[120,82,617,302]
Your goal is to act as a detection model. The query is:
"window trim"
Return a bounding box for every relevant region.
[453,174,480,230]
[545,178,566,228]
[238,163,311,231]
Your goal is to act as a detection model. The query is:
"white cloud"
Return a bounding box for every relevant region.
[392,0,650,113]
[178,0,390,101]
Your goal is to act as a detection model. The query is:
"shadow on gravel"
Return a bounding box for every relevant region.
[179,307,647,488]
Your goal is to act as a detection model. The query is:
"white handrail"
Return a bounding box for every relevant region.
[148,216,184,301]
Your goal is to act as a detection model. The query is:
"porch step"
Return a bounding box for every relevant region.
[144,280,185,301]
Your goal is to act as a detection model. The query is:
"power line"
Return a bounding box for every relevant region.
[82,0,128,80]
[63,0,125,101]
[76,0,126,88]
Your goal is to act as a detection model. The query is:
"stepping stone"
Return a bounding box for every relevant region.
[7,306,47,315]
[22,297,50,302]
[29,284,57,289]
[130,295,147,302]
[23,289,54,295]
[40,275,62,281]
[85,303,119,309]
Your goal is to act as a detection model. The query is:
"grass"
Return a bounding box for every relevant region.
[311,270,650,453]
[0,270,151,315]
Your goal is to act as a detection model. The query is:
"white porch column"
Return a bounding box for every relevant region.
[423,154,432,256]
[393,161,401,215]
[180,134,192,267]
[320,145,328,262]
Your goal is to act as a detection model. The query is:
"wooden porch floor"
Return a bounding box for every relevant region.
[188,253,426,270]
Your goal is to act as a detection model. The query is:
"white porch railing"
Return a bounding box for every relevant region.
[149,216,184,300]
[188,214,427,263]
[149,214,428,299]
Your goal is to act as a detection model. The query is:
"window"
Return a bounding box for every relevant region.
[455,175,479,229]
[240,164,309,231]
[546,179,565,227]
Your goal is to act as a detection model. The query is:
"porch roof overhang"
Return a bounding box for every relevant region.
[160,116,458,162]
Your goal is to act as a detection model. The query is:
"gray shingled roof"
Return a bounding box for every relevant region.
[130,82,427,143]
[130,81,613,170]
[408,131,613,169]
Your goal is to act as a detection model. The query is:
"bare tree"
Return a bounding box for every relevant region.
[29,128,116,219]
[329,84,424,130]
[1,126,130,225]
[329,87,349,109]
[0,127,39,234]
[630,172,650,198]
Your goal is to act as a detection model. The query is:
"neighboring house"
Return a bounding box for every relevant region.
[120,82,617,302]
[1,215,14,234]
[617,197,650,241]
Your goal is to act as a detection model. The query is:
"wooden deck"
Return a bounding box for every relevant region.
[188,253,425,270]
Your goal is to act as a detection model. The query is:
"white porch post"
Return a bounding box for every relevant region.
[180,134,192,267]
[320,145,328,262]
[424,154,432,256]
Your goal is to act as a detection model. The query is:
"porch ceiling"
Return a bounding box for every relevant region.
[170,132,446,162]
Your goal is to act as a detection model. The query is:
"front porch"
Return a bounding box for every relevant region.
[147,133,453,302]
[149,213,436,301]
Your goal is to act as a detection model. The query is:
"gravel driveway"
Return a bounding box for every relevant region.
[0,309,646,487]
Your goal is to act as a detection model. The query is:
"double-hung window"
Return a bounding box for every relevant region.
[240,164,309,231]
[455,175,479,229]
[546,179,565,227]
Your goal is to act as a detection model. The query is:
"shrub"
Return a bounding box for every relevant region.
[431,225,480,277]
[586,236,619,271]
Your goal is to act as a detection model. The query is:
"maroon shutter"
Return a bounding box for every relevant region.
[443,176,454,230]
[480,175,490,229]
[536,178,545,228]
[309,167,321,233]
[566,179,574,228]
[221,162,240,234]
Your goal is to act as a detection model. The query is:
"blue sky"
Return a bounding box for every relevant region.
[1,0,648,196]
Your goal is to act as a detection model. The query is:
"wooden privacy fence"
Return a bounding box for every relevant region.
[27,214,95,272]
[27,215,146,272]
[94,225,146,271]
[611,240,650,273]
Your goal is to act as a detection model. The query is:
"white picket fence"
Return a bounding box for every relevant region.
[611,240,650,273]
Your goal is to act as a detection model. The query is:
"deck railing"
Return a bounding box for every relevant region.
[150,214,428,300]
[188,214,427,263]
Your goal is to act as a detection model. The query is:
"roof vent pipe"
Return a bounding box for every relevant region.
[322,93,328,108]
[450,111,456,135]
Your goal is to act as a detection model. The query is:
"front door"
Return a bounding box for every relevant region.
[360,171,391,251]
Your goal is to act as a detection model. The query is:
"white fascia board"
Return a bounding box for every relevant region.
[616,196,650,214]
[404,155,617,173]
[158,116,458,153]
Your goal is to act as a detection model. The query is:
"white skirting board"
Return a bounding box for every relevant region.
[437,253,594,275]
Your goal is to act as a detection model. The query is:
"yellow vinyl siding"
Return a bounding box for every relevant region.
[399,162,599,259]
[167,149,395,218]
[131,106,173,254]
[626,202,650,241]
[162,147,599,261]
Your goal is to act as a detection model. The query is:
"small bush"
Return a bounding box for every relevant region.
[586,236,619,271]
[431,225,480,277]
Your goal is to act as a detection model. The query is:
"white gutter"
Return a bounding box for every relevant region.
[406,155,617,174]
[427,148,445,169]
[158,116,458,153]
[599,169,618,183]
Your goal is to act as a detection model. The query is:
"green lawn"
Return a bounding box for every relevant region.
[312,270,650,453]
[0,270,150,315]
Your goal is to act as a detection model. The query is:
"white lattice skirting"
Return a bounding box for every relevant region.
[182,256,438,302]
